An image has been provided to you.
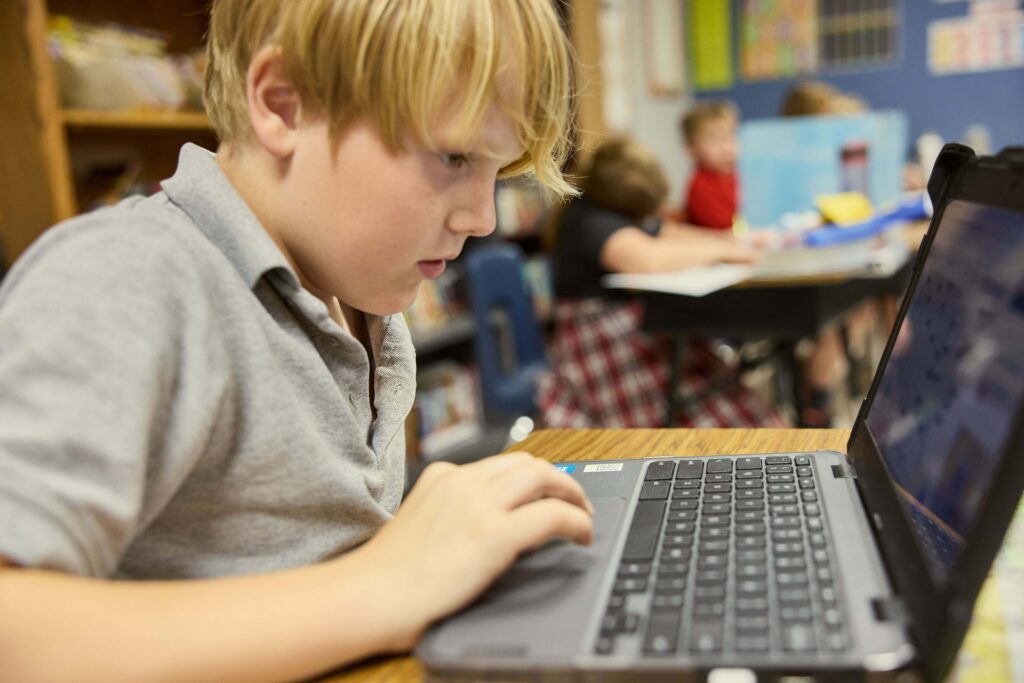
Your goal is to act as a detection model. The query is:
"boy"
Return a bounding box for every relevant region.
[680,100,740,231]
[0,1,593,681]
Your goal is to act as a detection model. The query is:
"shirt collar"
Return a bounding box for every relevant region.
[161,143,299,290]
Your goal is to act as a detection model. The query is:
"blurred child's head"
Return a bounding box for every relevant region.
[204,0,575,196]
[780,80,866,117]
[681,100,739,175]
[583,136,668,222]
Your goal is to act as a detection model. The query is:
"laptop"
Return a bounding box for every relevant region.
[416,144,1024,682]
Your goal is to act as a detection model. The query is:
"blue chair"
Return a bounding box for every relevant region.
[464,244,548,418]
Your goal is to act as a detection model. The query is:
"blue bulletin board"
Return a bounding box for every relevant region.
[696,1,1024,151]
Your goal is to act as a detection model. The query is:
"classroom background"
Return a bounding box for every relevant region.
[1,0,1022,469]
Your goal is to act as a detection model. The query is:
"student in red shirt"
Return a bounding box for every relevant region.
[680,100,740,231]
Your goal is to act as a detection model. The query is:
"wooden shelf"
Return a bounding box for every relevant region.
[61,108,211,131]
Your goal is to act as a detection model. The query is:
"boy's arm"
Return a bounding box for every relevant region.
[0,452,593,683]
[600,225,758,274]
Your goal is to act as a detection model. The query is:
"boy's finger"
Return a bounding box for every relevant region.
[502,498,595,550]
[490,458,594,514]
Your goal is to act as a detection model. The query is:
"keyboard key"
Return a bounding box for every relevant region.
[695,569,727,584]
[735,565,767,578]
[736,523,766,535]
[767,483,796,493]
[736,457,763,470]
[801,491,819,503]
[703,503,731,514]
[736,635,770,652]
[769,494,798,504]
[704,482,731,493]
[672,488,700,499]
[701,515,731,527]
[655,577,687,593]
[643,612,681,654]
[693,602,726,618]
[736,597,768,612]
[621,500,666,561]
[618,561,652,576]
[767,474,795,484]
[607,593,626,610]
[675,460,704,479]
[640,480,671,500]
[804,504,822,517]
[736,479,762,490]
[657,562,689,577]
[794,456,811,466]
[737,489,764,499]
[706,458,733,473]
[704,493,731,504]
[699,540,730,554]
[706,473,732,483]
[780,605,813,622]
[797,466,813,477]
[595,635,615,654]
[736,511,764,522]
[666,521,696,533]
[736,536,766,548]
[736,615,770,632]
[766,464,793,474]
[766,456,793,465]
[645,460,676,480]
[689,621,723,652]
[799,478,816,489]
[675,478,701,489]
[670,499,699,511]
[736,549,767,562]
[613,577,648,592]
[663,534,693,548]
[668,510,697,522]
[806,517,823,531]
[783,624,816,652]
[736,579,768,593]
[652,594,684,610]
[736,470,763,480]
[693,585,726,600]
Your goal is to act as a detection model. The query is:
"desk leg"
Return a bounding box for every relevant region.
[778,341,808,427]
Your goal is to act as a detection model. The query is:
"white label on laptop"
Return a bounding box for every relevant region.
[583,463,624,473]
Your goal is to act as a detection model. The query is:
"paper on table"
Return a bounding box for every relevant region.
[602,233,911,297]
[602,264,755,297]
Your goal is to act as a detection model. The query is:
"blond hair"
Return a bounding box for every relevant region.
[780,81,866,117]
[681,100,738,144]
[204,0,576,197]
[583,136,668,221]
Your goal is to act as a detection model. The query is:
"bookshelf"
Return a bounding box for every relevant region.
[0,0,554,467]
[0,0,214,264]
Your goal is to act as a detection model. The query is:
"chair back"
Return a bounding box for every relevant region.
[464,244,547,417]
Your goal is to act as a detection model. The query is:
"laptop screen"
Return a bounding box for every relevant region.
[865,199,1024,583]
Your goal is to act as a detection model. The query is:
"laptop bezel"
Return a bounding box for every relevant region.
[845,144,1024,681]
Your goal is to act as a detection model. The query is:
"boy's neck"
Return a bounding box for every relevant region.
[215,143,369,344]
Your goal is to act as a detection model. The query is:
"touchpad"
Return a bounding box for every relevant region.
[420,496,627,660]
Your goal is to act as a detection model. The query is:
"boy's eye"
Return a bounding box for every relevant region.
[440,153,469,169]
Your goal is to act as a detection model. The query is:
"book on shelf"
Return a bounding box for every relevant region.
[404,265,465,335]
[415,361,483,461]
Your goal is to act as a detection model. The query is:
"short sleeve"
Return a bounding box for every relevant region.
[0,217,224,576]
[554,199,634,298]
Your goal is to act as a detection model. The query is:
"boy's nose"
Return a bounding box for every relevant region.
[449,185,497,237]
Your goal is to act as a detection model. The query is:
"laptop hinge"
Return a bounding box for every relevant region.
[871,596,908,624]
[831,463,857,479]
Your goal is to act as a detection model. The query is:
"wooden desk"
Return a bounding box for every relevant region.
[323,428,849,683]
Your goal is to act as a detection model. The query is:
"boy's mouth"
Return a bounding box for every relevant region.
[418,259,446,280]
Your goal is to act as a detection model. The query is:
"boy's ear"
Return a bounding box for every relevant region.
[246,45,303,159]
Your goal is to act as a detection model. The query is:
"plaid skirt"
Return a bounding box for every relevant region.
[536,298,789,428]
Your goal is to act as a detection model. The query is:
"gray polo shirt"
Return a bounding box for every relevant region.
[0,144,416,579]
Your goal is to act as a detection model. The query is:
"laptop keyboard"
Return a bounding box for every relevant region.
[595,456,848,657]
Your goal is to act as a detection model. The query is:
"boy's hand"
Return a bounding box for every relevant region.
[716,239,761,264]
[357,452,594,649]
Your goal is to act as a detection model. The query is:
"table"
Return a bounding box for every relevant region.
[642,222,930,426]
[322,428,850,682]
[643,259,915,426]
